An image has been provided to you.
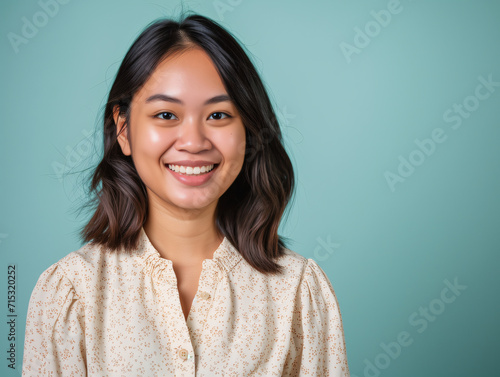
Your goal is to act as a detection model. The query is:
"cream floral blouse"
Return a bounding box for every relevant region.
[22,228,350,376]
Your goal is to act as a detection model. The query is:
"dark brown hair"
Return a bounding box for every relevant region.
[80,13,295,275]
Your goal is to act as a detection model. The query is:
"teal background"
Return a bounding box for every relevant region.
[1,0,499,376]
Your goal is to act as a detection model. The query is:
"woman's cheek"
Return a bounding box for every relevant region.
[218,128,246,159]
[146,126,162,145]
[135,126,173,156]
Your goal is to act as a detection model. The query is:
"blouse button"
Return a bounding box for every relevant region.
[178,348,190,360]
[199,291,211,300]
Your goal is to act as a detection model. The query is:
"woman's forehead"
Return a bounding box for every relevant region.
[133,48,228,105]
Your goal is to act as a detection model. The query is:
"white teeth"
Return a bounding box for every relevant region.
[167,164,215,175]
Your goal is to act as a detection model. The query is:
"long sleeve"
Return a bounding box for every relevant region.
[22,263,87,376]
[287,258,350,377]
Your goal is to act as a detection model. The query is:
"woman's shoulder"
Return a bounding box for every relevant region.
[275,246,336,287]
[277,246,309,272]
[278,245,324,272]
[252,246,318,286]
[55,240,114,272]
[37,241,135,294]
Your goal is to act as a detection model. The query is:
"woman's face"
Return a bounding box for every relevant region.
[115,47,246,213]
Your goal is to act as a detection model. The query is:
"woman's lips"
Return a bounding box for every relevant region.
[165,163,219,186]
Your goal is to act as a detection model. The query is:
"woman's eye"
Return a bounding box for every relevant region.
[155,112,178,120]
[208,112,231,120]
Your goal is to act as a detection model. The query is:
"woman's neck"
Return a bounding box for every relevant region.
[143,195,223,268]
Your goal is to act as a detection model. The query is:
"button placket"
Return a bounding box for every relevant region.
[178,348,194,361]
[190,261,219,322]
[199,260,219,302]
[158,281,195,371]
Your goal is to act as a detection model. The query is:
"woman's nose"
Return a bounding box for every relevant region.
[175,115,212,153]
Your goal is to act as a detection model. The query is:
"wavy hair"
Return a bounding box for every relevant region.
[80,13,295,275]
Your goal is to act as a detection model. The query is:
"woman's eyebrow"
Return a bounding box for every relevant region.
[145,93,232,105]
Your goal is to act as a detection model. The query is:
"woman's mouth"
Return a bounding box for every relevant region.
[167,164,217,175]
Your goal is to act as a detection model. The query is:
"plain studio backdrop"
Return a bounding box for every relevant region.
[1,1,499,376]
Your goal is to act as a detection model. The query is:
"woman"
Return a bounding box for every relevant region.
[22,13,350,376]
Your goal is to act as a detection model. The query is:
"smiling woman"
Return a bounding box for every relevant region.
[114,47,246,215]
[21,12,350,377]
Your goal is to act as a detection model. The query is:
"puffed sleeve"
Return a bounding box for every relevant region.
[22,263,87,376]
[287,259,350,377]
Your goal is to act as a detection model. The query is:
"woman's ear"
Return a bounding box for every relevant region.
[113,105,131,156]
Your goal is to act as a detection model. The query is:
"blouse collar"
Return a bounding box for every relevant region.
[136,227,242,285]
